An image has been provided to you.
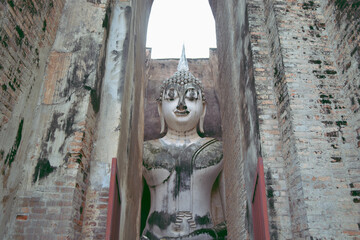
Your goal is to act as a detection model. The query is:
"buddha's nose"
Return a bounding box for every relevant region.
[177,98,187,110]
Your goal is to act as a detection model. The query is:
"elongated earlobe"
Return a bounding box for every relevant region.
[199,103,207,133]
[158,103,165,134]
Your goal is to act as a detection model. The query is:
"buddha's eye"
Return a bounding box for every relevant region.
[164,88,177,101]
[185,88,198,101]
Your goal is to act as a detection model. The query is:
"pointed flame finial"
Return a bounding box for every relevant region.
[177,45,189,71]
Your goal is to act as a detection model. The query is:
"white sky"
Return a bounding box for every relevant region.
[146,0,217,59]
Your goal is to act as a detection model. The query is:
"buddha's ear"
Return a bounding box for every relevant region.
[199,102,207,134]
[158,103,165,134]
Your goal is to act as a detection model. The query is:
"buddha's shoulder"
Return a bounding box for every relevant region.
[143,139,166,163]
[194,138,223,169]
[198,137,223,151]
[143,139,163,154]
[143,139,175,171]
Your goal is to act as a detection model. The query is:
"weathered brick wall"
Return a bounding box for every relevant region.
[262,0,310,237]
[0,0,66,237]
[1,0,109,238]
[0,0,64,130]
[247,0,292,239]
[82,162,111,239]
[211,0,359,239]
[256,0,359,238]
[322,0,360,237]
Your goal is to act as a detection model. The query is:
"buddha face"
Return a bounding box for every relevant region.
[160,83,206,133]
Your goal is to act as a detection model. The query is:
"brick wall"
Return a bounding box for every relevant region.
[247,0,292,238]
[1,0,109,238]
[256,0,359,238]
[212,0,359,238]
[262,0,310,237]
[280,0,358,238]
[0,0,64,130]
[8,85,98,240]
[82,162,111,239]
[0,0,66,237]
[322,0,360,237]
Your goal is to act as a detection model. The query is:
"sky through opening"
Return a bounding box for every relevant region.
[146,0,216,59]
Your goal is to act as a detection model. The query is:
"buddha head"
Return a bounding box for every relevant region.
[157,48,206,134]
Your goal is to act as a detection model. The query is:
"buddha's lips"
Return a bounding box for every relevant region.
[174,110,190,116]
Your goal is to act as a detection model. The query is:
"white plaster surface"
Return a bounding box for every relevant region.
[93,3,130,164]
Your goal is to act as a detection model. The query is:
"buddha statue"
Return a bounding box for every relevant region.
[142,48,226,240]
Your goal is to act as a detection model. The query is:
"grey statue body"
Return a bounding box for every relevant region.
[142,138,223,239]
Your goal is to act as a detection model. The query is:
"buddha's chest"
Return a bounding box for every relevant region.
[143,139,223,188]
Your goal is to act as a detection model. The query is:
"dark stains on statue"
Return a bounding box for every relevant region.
[193,140,222,169]
[195,213,211,226]
[143,140,223,199]
[143,230,161,240]
[147,211,176,230]
[174,155,192,199]
[87,0,101,5]
[144,153,175,173]
[32,158,56,183]
[173,144,197,199]
[187,228,217,239]
[5,118,24,167]
[143,141,177,171]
